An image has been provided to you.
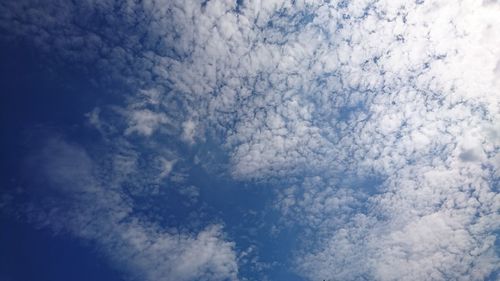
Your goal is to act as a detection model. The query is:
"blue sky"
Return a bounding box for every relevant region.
[0,1,499,281]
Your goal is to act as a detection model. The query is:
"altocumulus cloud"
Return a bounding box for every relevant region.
[0,0,499,281]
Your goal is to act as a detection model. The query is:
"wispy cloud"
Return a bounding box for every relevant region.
[13,137,238,281]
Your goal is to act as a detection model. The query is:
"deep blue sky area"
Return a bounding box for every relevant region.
[0,42,124,281]
[0,1,498,281]
[0,216,123,281]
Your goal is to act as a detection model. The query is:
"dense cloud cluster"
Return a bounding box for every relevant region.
[1,0,498,280]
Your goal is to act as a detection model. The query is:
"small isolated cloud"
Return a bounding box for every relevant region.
[125,109,169,137]
[86,107,103,131]
[181,119,198,144]
[158,157,176,179]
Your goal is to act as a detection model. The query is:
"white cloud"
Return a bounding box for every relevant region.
[124,109,170,137]
[158,157,176,179]
[181,119,198,144]
[1,0,499,280]
[20,138,239,281]
[287,162,499,281]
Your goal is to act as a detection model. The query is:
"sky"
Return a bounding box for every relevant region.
[0,0,499,281]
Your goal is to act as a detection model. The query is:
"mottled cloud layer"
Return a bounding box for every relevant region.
[1,0,499,280]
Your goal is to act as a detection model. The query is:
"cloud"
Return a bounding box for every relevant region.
[1,0,499,280]
[282,161,499,281]
[178,185,200,205]
[17,137,239,281]
[181,119,198,144]
[158,157,177,179]
[124,109,170,137]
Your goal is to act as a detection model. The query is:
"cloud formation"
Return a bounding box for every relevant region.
[16,137,238,281]
[1,0,499,280]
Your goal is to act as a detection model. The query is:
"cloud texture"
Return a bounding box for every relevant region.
[1,0,499,280]
[8,137,238,281]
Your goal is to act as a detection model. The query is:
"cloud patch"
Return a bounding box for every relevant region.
[15,137,239,281]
